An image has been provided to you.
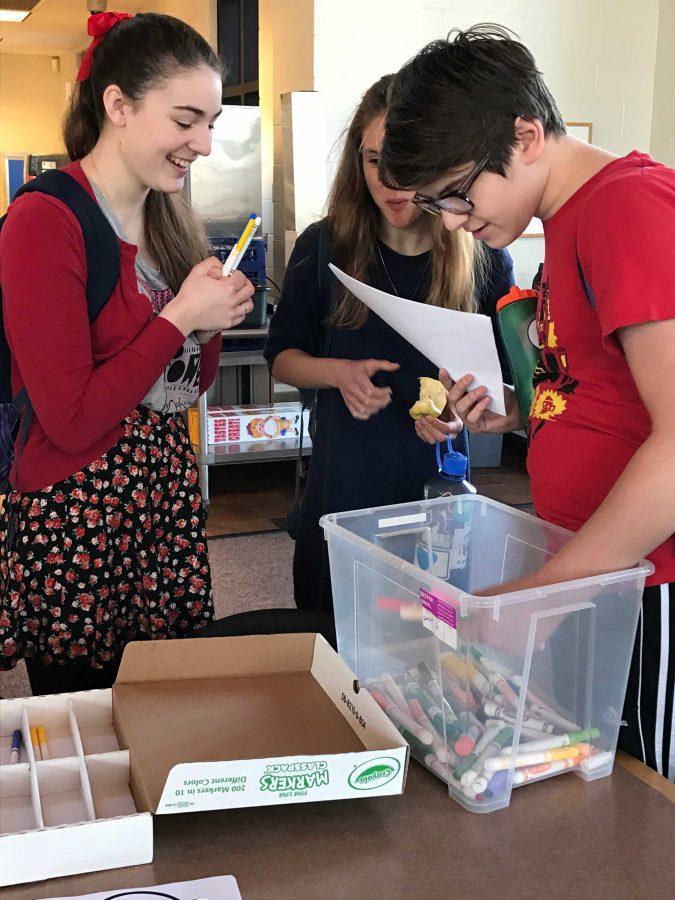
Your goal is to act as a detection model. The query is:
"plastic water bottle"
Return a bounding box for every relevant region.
[424,439,477,500]
[495,286,540,423]
[418,439,476,590]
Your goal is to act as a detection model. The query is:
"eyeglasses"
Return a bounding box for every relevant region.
[411,154,490,216]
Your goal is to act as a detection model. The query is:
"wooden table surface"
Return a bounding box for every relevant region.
[4,752,674,900]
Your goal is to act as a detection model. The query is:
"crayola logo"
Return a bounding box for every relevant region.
[348,757,401,791]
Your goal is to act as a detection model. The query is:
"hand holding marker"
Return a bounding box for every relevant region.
[196,214,261,340]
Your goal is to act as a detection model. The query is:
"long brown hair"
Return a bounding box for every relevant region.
[327,74,481,329]
[64,13,222,294]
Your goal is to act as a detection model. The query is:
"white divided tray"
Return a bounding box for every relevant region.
[0,689,153,887]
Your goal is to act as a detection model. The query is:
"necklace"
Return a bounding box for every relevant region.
[376,241,431,302]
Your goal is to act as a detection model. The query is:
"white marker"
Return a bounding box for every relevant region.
[485,745,582,772]
[529,703,579,732]
[580,751,614,773]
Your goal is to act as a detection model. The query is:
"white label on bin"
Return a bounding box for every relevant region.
[420,588,457,649]
[378,512,427,528]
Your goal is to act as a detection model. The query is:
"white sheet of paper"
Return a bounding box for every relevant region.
[328,264,506,416]
[43,875,242,900]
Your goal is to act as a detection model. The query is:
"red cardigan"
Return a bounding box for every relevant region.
[1,161,220,492]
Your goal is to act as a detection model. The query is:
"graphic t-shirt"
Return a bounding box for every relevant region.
[93,186,201,414]
[527,151,675,586]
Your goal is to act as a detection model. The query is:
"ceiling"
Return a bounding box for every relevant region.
[0,0,147,56]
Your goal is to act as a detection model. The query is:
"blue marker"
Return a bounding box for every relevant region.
[484,769,509,799]
[10,729,22,764]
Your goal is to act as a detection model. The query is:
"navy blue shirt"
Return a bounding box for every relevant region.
[265,222,514,615]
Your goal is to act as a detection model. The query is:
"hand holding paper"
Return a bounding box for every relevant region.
[328,264,506,415]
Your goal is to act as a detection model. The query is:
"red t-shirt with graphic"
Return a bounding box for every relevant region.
[527,151,675,586]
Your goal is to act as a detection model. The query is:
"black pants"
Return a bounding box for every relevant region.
[619,582,675,781]
[25,609,336,696]
[196,608,336,647]
[26,657,122,695]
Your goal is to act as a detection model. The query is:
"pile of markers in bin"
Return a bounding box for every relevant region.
[366,647,613,803]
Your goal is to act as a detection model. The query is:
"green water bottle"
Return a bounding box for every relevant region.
[496,286,540,423]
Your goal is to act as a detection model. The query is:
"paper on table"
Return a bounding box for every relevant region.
[43,875,242,900]
[328,263,506,416]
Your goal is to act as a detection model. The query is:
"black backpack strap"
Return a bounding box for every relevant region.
[12,170,120,322]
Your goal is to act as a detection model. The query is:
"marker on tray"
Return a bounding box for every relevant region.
[30,725,41,761]
[10,729,22,764]
[37,725,50,761]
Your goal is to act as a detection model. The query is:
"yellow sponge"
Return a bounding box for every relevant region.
[409,377,447,421]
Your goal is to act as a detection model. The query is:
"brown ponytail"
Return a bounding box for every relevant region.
[64,13,223,294]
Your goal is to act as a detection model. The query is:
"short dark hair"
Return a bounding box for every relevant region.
[380,24,565,189]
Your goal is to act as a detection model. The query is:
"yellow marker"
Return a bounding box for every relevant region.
[36,724,50,760]
[30,725,42,760]
[221,213,262,276]
[441,653,473,682]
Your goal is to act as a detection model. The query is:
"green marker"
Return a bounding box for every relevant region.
[502,727,601,756]
[403,682,445,735]
[458,727,515,784]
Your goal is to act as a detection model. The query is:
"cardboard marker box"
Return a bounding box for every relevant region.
[0,634,407,888]
[113,633,408,814]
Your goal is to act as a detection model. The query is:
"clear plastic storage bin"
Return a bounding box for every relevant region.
[321,496,652,813]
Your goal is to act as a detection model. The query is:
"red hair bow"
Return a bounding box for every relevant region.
[76,12,133,82]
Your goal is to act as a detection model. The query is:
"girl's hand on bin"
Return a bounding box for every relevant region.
[334,358,399,421]
[417,370,521,442]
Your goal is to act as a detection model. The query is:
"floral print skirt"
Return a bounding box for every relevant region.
[0,407,214,670]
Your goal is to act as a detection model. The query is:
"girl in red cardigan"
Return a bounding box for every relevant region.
[0,12,254,694]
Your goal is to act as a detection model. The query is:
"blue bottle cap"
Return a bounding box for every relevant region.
[436,439,468,481]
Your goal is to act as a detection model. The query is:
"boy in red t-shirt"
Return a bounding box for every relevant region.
[381,25,675,779]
